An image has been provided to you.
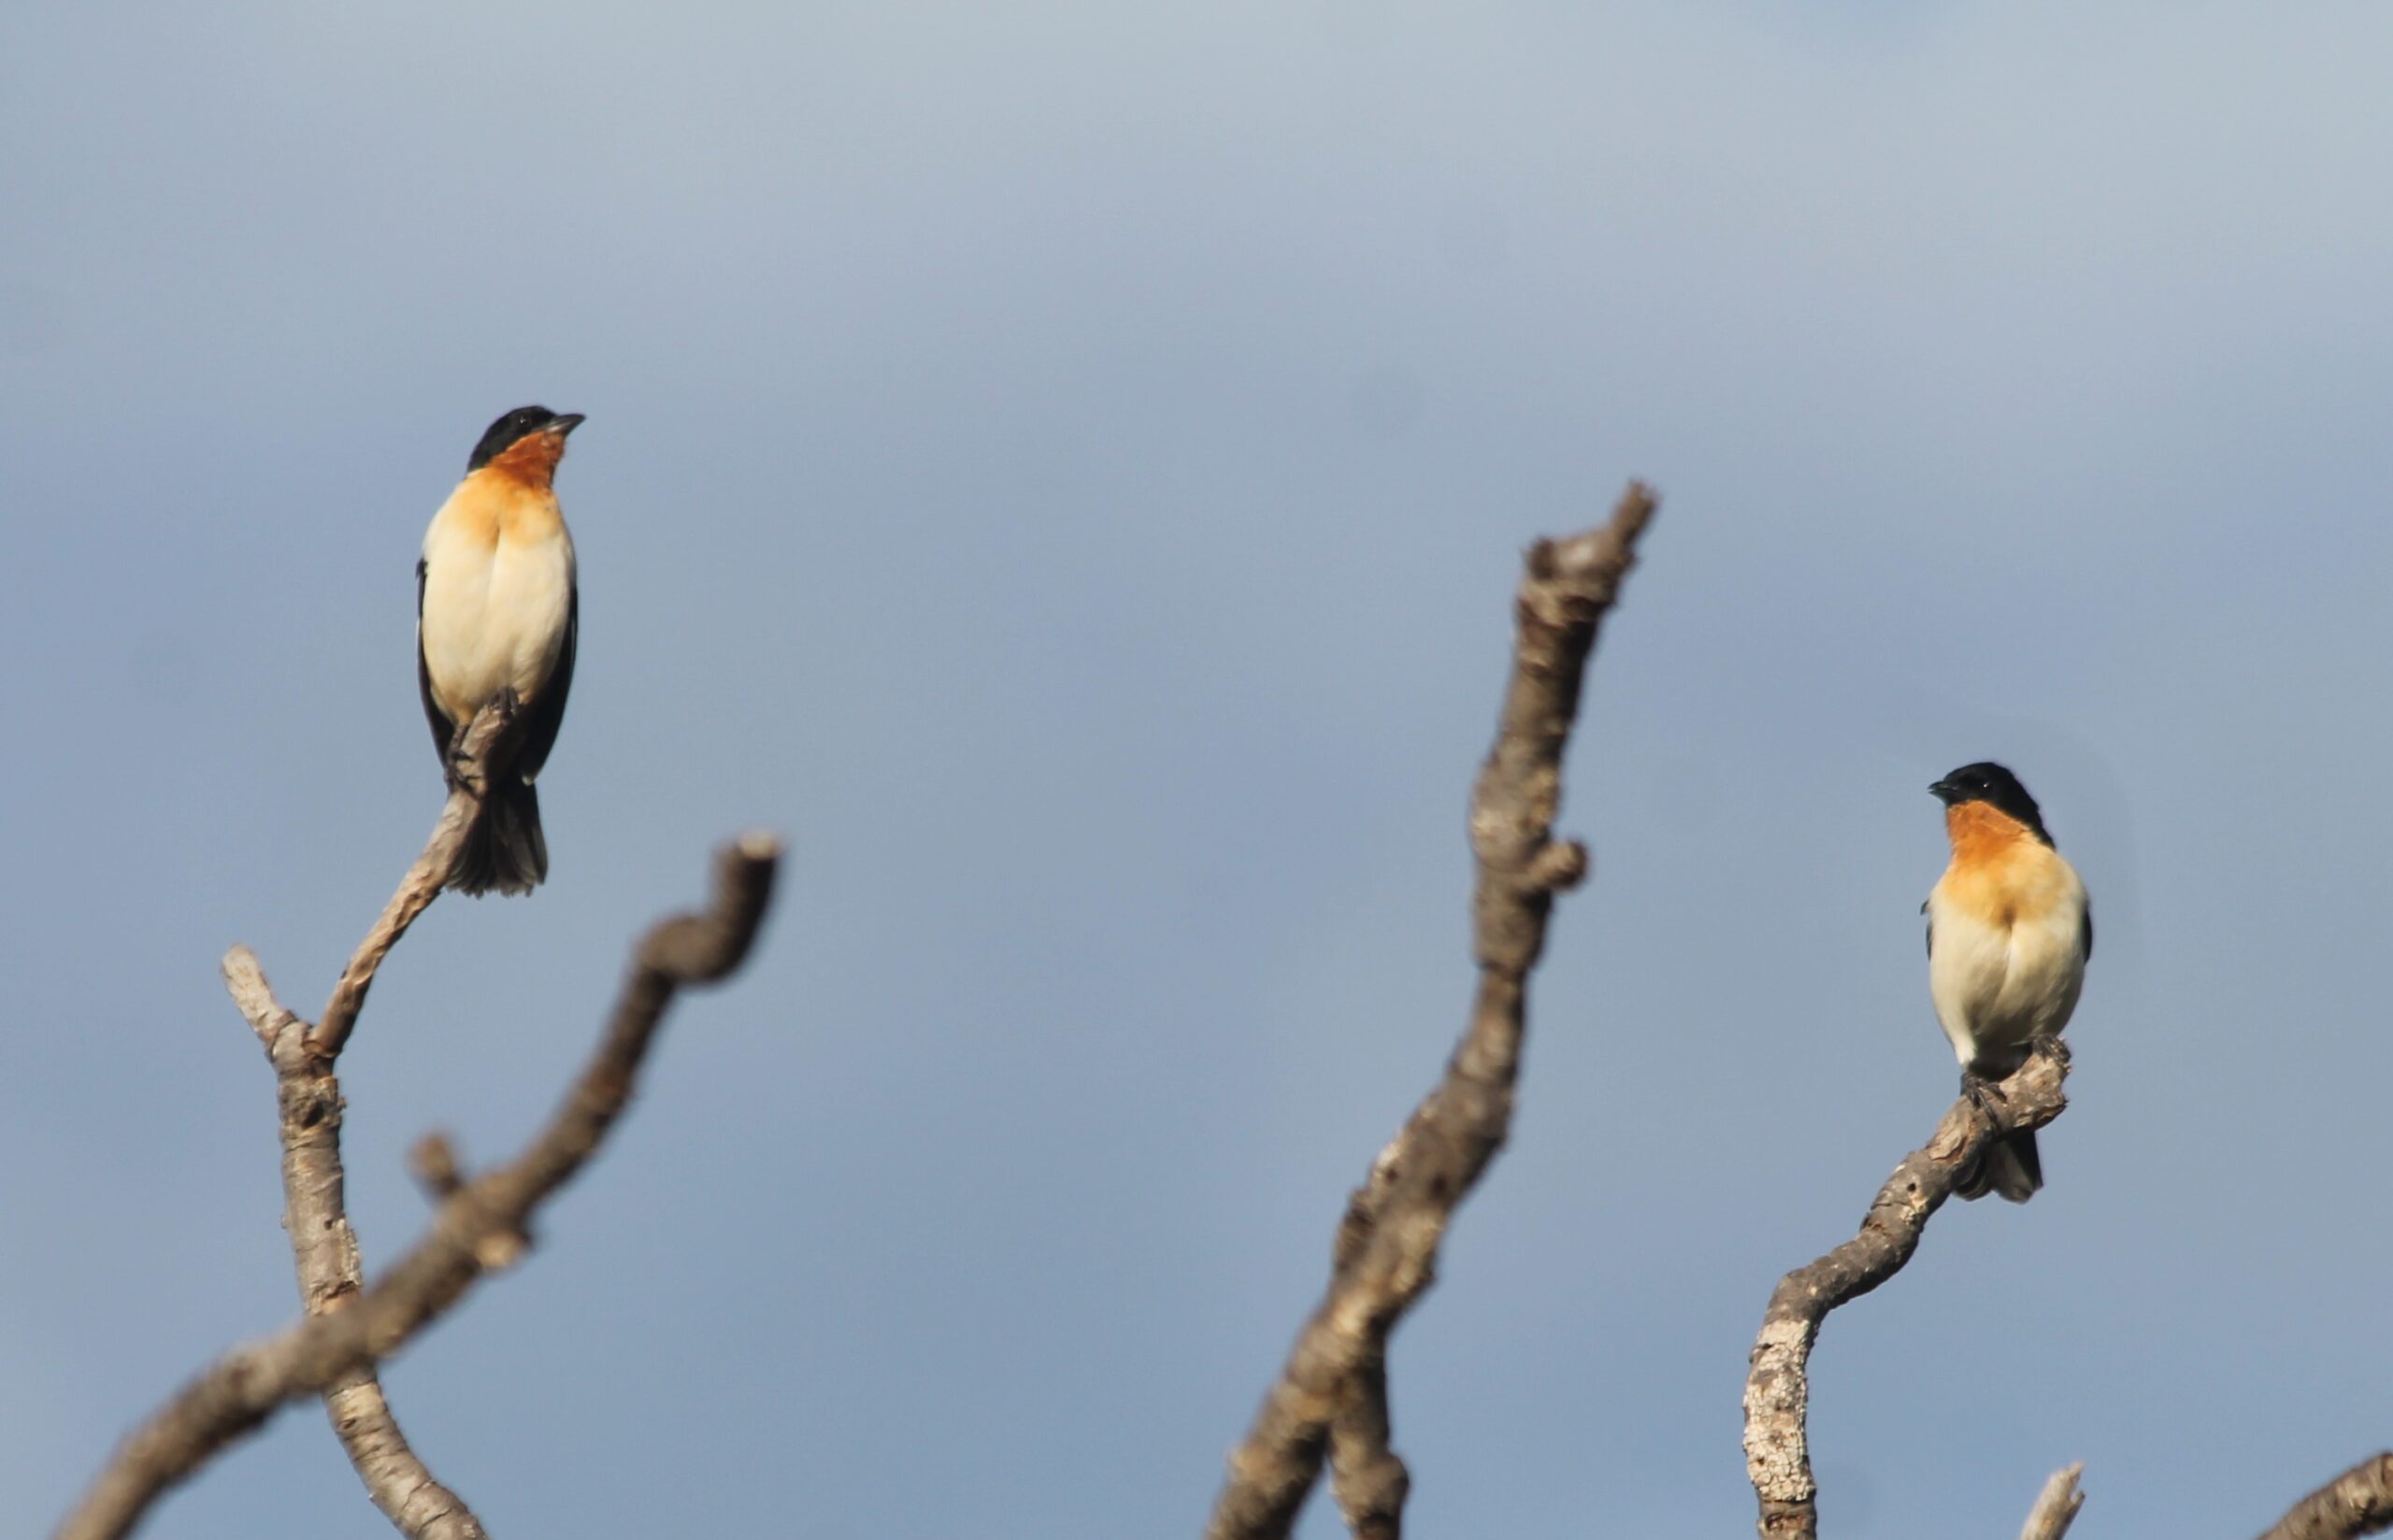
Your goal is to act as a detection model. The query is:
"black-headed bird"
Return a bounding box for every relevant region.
[417,406,582,896]
[1924,762,2091,1203]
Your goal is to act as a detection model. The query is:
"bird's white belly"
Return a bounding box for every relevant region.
[1927,895,2085,1071]
[421,524,574,722]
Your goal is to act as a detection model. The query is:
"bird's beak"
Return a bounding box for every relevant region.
[545,412,586,436]
[1928,778,1956,802]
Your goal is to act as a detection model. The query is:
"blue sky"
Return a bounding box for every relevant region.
[7,4,2389,1535]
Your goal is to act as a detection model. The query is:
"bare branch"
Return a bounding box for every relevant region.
[1326,1361,1406,1540]
[1741,1040,2073,1540]
[213,706,522,1538]
[55,834,781,1540]
[2019,1462,2086,1540]
[315,705,514,1059]
[1203,483,1657,1540]
[2257,1453,2393,1540]
[222,947,487,1539]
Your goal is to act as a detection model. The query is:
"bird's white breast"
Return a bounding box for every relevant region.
[1926,858,2087,1073]
[420,487,575,724]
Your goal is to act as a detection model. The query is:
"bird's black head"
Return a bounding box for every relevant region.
[1929,761,2052,843]
[466,406,585,473]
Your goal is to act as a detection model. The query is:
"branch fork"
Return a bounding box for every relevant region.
[57,689,779,1540]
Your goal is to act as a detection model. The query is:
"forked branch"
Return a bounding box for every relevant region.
[218,703,517,1538]
[223,947,487,1539]
[55,834,781,1540]
[1203,482,1657,1540]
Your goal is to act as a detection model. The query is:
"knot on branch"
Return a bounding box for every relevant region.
[1525,839,1589,891]
[409,1134,465,1202]
[412,1136,533,1268]
[1515,580,1603,651]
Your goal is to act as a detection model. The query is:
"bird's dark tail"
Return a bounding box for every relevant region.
[450,778,548,897]
[1957,1127,2042,1204]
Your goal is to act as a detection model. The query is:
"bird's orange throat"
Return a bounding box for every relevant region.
[482,432,566,491]
[1945,800,2036,862]
[445,463,567,551]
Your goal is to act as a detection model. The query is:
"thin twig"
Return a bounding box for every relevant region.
[1741,1039,2074,1540]
[316,705,514,1059]
[55,834,781,1540]
[2257,1453,2393,1540]
[2019,1462,2086,1540]
[1203,483,1657,1540]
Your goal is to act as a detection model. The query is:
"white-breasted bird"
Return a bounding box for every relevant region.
[417,406,581,895]
[1924,762,2092,1202]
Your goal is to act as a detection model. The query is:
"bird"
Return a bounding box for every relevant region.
[416,405,582,895]
[1923,762,2091,1203]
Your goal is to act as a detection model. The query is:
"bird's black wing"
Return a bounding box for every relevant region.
[515,584,576,783]
[1923,897,1933,958]
[2080,903,2094,962]
[415,557,453,762]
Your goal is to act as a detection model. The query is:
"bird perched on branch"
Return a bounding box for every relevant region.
[1924,762,2091,1202]
[417,406,582,895]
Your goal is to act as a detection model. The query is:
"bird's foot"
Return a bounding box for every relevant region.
[1959,1067,2009,1126]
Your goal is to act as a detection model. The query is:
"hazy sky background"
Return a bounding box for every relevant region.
[7,4,2389,1535]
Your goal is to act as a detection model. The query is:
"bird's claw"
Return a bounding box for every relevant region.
[1959,1067,2009,1125]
